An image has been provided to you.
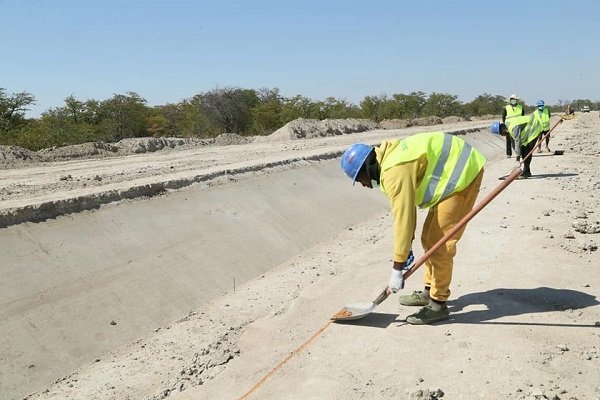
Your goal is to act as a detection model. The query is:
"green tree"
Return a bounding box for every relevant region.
[392,91,427,119]
[463,93,505,117]
[422,92,464,117]
[0,88,36,132]
[249,88,285,135]
[320,97,360,119]
[360,95,385,121]
[280,95,323,122]
[194,87,259,135]
[96,92,149,140]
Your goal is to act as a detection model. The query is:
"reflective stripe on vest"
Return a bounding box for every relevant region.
[421,134,475,205]
[534,107,550,130]
[505,104,523,120]
[379,132,485,208]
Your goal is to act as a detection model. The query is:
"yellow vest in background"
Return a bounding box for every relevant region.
[534,107,550,131]
[379,132,486,209]
[505,104,523,120]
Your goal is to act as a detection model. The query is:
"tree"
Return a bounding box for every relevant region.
[320,97,360,119]
[392,91,427,119]
[0,88,36,132]
[360,95,385,121]
[194,87,259,135]
[96,92,149,140]
[64,95,85,124]
[463,93,505,117]
[280,95,322,122]
[421,92,464,117]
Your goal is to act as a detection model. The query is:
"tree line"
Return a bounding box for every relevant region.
[1,87,597,151]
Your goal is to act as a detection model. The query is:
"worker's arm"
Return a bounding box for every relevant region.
[501,108,507,123]
[381,161,420,265]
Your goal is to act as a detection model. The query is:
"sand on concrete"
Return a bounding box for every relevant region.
[2,115,599,400]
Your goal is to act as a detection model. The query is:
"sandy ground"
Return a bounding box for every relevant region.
[2,116,599,400]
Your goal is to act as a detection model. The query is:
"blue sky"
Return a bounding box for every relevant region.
[2,0,599,117]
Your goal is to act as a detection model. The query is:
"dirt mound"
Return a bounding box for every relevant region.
[268,118,380,140]
[38,142,118,161]
[469,114,497,121]
[442,116,468,124]
[0,145,41,167]
[411,116,443,126]
[116,137,200,154]
[380,119,412,129]
[213,133,250,146]
[1,137,216,168]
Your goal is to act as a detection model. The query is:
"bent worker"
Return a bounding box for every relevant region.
[340,132,486,325]
[502,94,524,158]
[490,112,543,179]
[534,99,552,153]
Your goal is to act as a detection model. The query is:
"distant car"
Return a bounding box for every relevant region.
[582,106,590,113]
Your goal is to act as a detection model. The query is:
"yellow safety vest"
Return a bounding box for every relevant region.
[379,132,486,209]
[506,114,543,146]
[534,107,550,131]
[505,104,523,120]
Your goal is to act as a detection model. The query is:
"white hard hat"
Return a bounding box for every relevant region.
[509,94,518,100]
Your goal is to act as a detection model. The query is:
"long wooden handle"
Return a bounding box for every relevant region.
[403,166,521,281]
[402,117,564,281]
[372,287,390,305]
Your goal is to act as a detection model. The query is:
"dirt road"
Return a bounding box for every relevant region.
[2,116,599,400]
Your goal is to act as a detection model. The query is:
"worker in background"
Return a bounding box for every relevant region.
[490,113,543,178]
[340,132,486,325]
[502,94,524,158]
[534,100,552,153]
[566,104,574,116]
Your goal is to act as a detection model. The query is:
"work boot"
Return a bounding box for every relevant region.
[406,303,450,325]
[398,290,430,307]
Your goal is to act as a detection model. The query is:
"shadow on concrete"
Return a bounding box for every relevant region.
[498,172,578,181]
[443,287,599,327]
[332,312,400,328]
[527,172,579,179]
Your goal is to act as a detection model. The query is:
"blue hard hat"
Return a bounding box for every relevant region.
[490,121,501,135]
[340,143,373,184]
[536,99,545,107]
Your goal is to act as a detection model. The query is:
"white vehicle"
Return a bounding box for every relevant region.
[582,106,590,113]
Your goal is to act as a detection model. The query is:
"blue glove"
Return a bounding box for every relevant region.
[402,249,415,271]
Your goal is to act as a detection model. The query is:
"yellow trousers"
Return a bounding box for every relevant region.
[420,169,484,302]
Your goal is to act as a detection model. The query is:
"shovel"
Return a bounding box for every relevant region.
[331,287,390,321]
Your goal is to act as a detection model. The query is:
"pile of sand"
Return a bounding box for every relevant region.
[0,145,41,167]
[116,137,199,154]
[213,133,250,146]
[0,137,217,168]
[38,142,118,161]
[442,116,468,124]
[380,116,468,129]
[469,114,498,121]
[411,116,443,126]
[379,119,412,129]
[268,118,380,140]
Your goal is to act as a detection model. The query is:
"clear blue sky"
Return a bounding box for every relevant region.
[2,0,599,117]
